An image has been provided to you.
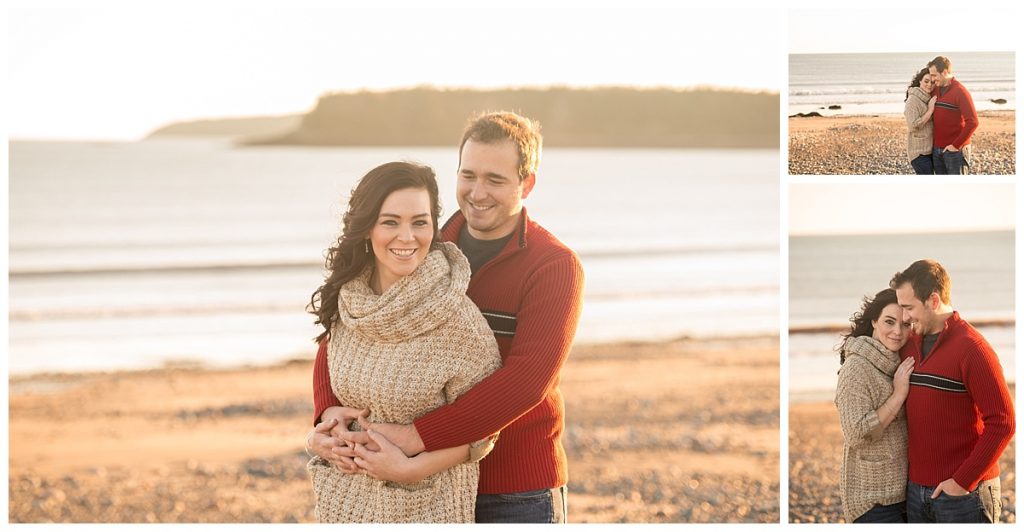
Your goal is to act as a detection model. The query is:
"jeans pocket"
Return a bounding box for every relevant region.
[934,490,986,523]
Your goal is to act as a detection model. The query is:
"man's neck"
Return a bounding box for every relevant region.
[465,211,522,242]
[924,309,955,335]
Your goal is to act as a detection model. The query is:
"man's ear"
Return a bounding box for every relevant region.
[928,292,940,310]
[521,173,537,199]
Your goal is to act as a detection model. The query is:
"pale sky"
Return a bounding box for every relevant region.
[9,5,785,141]
[789,183,1015,236]
[789,8,1019,54]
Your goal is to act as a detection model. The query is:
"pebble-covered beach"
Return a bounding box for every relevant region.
[9,337,780,524]
[788,110,1015,175]
[789,398,1016,523]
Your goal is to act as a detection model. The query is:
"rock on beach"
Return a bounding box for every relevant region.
[788,110,1015,175]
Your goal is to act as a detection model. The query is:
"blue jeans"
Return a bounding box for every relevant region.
[475,486,567,523]
[932,147,969,175]
[910,154,934,174]
[853,501,906,523]
[906,478,1000,523]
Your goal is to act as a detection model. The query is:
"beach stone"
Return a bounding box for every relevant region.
[790,111,1015,175]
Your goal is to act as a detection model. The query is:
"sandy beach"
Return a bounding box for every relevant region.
[9,336,779,523]
[789,391,1016,523]
[788,110,1015,175]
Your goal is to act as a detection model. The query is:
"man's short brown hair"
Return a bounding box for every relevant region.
[890,259,952,305]
[459,111,542,181]
[928,56,952,74]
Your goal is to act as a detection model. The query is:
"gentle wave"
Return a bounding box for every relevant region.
[790,84,1015,97]
[9,284,780,322]
[789,317,1016,335]
[8,244,778,278]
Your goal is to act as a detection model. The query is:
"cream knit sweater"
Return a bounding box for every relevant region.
[834,336,909,522]
[308,242,501,523]
[905,86,934,163]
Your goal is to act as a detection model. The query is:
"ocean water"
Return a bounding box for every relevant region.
[789,231,1015,402]
[789,51,1015,116]
[8,140,779,375]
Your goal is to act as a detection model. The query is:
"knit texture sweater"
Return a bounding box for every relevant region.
[835,336,909,523]
[932,78,978,150]
[904,86,934,162]
[898,312,1015,491]
[308,242,501,523]
[314,208,585,494]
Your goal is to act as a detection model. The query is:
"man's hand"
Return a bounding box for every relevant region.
[308,418,359,474]
[944,144,959,152]
[931,478,969,498]
[357,414,426,456]
[351,430,422,484]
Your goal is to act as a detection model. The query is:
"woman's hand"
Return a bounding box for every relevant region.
[308,418,359,473]
[893,357,915,400]
[928,96,937,110]
[321,406,370,432]
[351,430,423,484]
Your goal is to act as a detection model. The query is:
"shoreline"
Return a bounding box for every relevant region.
[788,107,1016,120]
[788,110,1015,175]
[789,393,1016,523]
[9,336,780,523]
[7,333,781,381]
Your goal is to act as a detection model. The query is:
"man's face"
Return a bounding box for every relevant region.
[895,282,939,335]
[456,139,535,240]
[928,65,949,87]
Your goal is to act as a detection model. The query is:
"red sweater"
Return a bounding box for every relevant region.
[313,208,585,494]
[932,78,978,150]
[898,312,1014,491]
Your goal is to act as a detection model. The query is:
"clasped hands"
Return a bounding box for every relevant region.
[307,406,423,483]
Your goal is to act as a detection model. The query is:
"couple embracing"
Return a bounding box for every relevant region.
[836,259,1014,523]
[904,56,978,175]
[302,111,584,523]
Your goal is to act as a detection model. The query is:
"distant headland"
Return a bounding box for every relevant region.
[148,86,779,149]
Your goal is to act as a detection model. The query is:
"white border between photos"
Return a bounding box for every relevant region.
[782,2,1021,525]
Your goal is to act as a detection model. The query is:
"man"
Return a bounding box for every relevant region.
[309,111,584,523]
[927,56,978,175]
[890,259,1014,523]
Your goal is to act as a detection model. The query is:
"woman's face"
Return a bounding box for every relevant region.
[369,187,434,293]
[919,75,934,91]
[871,303,910,352]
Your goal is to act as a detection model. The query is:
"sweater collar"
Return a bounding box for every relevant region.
[441,207,531,251]
[335,241,470,343]
[909,86,932,104]
[842,336,900,376]
[902,310,962,355]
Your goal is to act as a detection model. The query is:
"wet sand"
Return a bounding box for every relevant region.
[9,336,780,523]
[788,110,1015,175]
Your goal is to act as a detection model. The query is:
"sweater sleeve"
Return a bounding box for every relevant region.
[905,99,929,131]
[413,252,585,451]
[441,306,504,462]
[312,337,342,425]
[953,87,979,149]
[951,342,1015,491]
[835,361,886,448]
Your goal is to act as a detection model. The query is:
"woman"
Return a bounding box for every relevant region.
[835,288,915,523]
[304,161,501,523]
[904,67,937,174]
